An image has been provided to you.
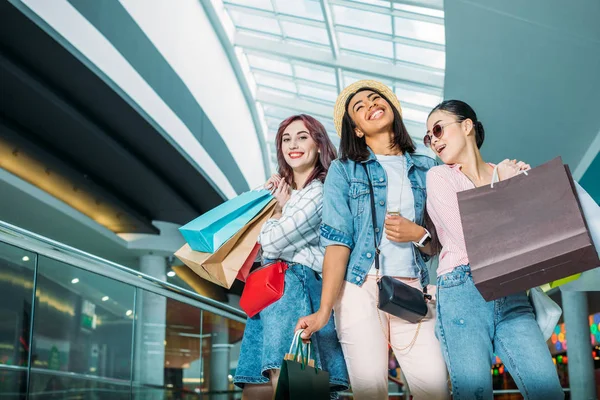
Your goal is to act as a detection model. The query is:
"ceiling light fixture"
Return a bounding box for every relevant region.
[71,278,79,284]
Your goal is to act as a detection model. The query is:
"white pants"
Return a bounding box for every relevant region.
[334,276,450,400]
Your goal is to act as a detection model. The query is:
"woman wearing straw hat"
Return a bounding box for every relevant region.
[296,80,449,399]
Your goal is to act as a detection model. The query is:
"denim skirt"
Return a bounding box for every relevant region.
[234,263,349,392]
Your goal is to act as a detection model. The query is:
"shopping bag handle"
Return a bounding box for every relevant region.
[288,330,318,372]
[490,164,529,189]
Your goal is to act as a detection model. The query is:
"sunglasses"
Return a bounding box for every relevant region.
[423,121,461,148]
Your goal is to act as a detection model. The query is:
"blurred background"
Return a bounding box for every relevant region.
[0,0,598,398]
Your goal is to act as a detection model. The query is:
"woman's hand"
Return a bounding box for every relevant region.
[295,310,331,341]
[384,215,425,243]
[273,180,291,212]
[264,174,282,192]
[497,159,530,181]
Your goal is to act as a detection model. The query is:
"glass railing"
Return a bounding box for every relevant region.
[0,220,245,399]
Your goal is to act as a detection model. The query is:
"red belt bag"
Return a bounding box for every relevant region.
[240,260,288,318]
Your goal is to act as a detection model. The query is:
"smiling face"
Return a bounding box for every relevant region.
[426,110,473,164]
[281,119,319,172]
[347,89,395,138]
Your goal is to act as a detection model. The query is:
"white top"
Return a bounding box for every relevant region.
[369,155,418,277]
[258,180,325,273]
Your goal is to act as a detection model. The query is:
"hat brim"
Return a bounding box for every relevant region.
[333,80,402,137]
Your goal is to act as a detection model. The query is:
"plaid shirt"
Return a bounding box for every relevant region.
[259,179,325,273]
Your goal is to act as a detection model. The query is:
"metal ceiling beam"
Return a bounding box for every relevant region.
[257,89,333,119]
[329,0,444,24]
[200,0,271,176]
[223,2,325,28]
[252,67,338,91]
[335,25,445,52]
[235,32,444,89]
[319,0,343,94]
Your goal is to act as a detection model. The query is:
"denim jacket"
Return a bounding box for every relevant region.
[320,149,436,288]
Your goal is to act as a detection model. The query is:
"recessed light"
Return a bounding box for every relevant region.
[126,310,133,316]
[22,256,30,262]
[71,278,79,284]
[167,271,176,277]
[102,296,109,302]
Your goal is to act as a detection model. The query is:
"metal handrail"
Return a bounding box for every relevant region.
[0,220,246,320]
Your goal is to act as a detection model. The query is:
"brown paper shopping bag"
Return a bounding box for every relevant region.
[175,201,275,288]
[457,157,599,301]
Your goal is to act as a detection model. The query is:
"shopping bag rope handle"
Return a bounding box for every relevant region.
[289,330,318,373]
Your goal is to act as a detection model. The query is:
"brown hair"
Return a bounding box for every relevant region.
[275,114,337,189]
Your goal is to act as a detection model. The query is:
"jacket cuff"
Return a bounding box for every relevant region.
[320,224,353,249]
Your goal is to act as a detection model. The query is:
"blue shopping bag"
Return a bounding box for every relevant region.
[180,189,273,253]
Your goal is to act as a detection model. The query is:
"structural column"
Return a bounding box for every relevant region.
[562,291,597,400]
[134,254,168,399]
[210,315,231,400]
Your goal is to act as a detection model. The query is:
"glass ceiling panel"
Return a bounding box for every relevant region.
[280,21,329,45]
[393,3,444,18]
[246,54,294,75]
[393,16,445,44]
[297,83,338,103]
[395,43,445,69]
[338,32,394,59]
[394,87,443,108]
[332,5,392,34]
[343,71,394,88]
[253,73,298,92]
[294,64,337,85]
[273,0,324,21]
[402,107,430,124]
[211,0,447,172]
[227,10,282,35]
[224,0,274,11]
[352,0,391,7]
[263,105,308,122]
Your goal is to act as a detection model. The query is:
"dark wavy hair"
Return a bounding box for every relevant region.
[339,87,416,161]
[275,114,337,189]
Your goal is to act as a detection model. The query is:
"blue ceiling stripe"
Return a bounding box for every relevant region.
[67,0,250,193]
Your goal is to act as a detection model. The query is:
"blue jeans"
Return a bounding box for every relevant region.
[435,265,563,400]
[234,263,349,393]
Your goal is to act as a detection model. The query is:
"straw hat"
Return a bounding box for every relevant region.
[333,79,402,137]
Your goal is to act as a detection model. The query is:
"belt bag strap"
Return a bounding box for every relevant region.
[361,163,430,323]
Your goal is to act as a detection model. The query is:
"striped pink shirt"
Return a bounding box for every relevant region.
[426,164,489,277]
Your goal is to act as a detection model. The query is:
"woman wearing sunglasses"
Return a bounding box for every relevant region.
[424,100,563,399]
[296,80,449,400]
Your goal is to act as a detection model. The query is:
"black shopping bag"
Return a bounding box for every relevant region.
[274,330,330,400]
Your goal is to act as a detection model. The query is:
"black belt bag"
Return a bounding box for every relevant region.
[362,163,431,324]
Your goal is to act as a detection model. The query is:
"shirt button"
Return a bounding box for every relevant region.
[355,276,361,282]
[366,252,372,258]
[379,177,384,182]
[379,200,385,206]
[375,228,380,233]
